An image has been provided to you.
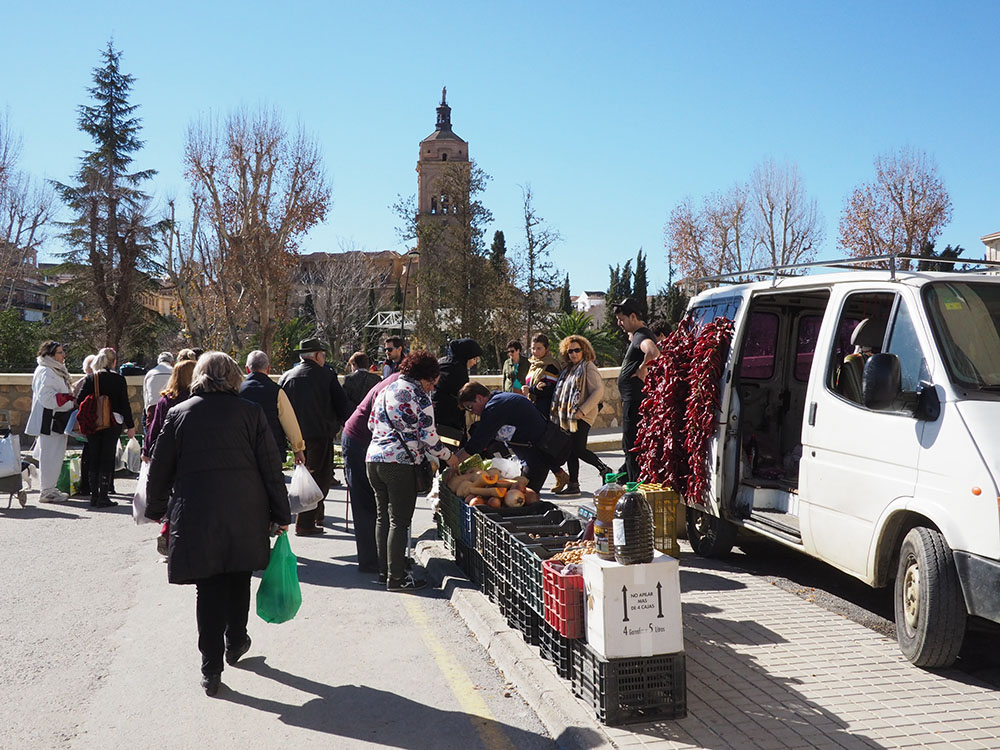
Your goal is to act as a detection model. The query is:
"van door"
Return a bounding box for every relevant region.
[800,290,927,580]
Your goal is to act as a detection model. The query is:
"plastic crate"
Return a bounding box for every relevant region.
[511,588,541,647]
[538,618,575,680]
[542,559,586,639]
[514,536,563,617]
[640,483,682,558]
[572,644,687,726]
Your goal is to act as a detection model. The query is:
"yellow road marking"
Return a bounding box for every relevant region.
[401,596,516,750]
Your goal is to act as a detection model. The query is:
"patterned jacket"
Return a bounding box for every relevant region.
[366,376,450,465]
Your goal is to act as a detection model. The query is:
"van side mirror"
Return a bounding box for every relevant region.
[863,353,901,410]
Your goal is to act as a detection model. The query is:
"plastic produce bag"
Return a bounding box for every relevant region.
[115,440,125,471]
[287,464,323,515]
[132,461,156,526]
[488,453,522,480]
[123,437,142,473]
[56,458,77,495]
[256,533,301,623]
[0,433,19,477]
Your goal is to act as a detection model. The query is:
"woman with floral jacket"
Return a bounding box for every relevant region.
[367,351,459,590]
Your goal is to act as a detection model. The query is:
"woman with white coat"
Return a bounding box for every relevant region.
[26,341,76,503]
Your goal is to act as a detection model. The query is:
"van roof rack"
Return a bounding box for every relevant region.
[687,253,1000,291]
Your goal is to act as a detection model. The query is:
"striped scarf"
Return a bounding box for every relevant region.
[551,360,587,433]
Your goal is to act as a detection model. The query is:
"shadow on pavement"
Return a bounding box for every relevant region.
[680,569,747,593]
[0,505,81,519]
[223,657,589,748]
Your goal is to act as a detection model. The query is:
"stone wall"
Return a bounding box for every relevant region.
[0,366,627,438]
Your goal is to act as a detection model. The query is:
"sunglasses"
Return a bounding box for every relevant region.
[462,403,475,412]
[384,347,396,352]
[567,347,582,354]
[507,349,517,353]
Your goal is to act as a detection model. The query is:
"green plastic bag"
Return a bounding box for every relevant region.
[256,533,301,623]
[56,458,78,496]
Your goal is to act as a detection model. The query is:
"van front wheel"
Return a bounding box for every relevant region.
[686,506,736,558]
[894,527,966,668]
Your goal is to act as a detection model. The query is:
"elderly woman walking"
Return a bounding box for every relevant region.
[26,341,76,503]
[367,351,459,590]
[145,352,291,697]
[550,335,612,496]
[76,347,134,507]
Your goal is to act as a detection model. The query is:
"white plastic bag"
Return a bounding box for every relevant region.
[287,464,323,515]
[123,437,142,473]
[489,453,522,480]
[0,433,20,477]
[132,461,156,525]
[31,438,41,461]
[115,440,125,471]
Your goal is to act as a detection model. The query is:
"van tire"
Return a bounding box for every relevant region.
[893,527,966,668]
[686,506,736,558]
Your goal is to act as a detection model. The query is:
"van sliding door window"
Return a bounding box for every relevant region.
[794,315,823,381]
[740,312,778,380]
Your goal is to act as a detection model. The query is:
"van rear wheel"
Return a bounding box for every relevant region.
[894,527,966,668]
[686,506,736,558]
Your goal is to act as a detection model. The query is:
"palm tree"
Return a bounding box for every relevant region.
[549,311,619,365]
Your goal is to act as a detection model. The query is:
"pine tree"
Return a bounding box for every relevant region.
[392,280,403,309]
[489,230,507,276]
[559,273,572,313]
[53,41,159,352]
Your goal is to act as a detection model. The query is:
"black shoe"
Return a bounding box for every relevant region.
[295,526,323,537]
[201,673,221,697]
[597,465,614,480]
[225,636,251,666]
[554,483,581,496]
[94,498,118,508]
[387,574,426,591]
[378,574,387,584]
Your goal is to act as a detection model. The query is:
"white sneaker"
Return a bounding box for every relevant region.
[39,489,68,503]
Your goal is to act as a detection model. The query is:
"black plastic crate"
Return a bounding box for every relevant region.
[460,501,477,548]
[538,618,575,680]
[455,539,472,578]
[572,644,686,726]
[511,589,541,647]
[512,536,562,617]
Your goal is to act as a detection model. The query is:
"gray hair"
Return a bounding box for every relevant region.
[82,355,96,374]
[157,351,175,365]
[300,351,321,362]
[190,352,243,395]
[245,350,270,372]
[93,347,117,371]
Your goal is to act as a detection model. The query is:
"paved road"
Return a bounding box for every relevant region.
[0,472,557,750]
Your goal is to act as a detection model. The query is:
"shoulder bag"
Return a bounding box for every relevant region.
[392,428,435,495]
[78,372,113,435]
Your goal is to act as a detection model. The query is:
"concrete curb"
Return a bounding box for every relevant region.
[416,541,617,750]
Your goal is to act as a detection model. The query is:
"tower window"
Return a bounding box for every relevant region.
[431,197,437,215]
[441,153,448,161]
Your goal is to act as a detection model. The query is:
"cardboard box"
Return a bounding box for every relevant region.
[582,551,683,659]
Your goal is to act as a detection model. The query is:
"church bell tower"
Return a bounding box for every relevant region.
[416,87,469,219]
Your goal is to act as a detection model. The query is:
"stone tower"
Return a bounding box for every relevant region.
[416,87,469,219]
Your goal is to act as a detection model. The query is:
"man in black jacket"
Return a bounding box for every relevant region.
[240,350,306,465]
[279,338,351,536]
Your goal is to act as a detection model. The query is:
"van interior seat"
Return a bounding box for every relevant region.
[838,318,885,403]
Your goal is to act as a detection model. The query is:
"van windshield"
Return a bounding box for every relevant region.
[924,281,1000,389]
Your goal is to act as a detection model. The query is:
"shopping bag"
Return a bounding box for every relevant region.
[287,464,323,515]
[63,409,85,440]
[488,453,522,480]
[0,433,19,477]
[132,461,156,525]
[115,439,125,471]
[69,456,81,486]
[123,437,142,473]
[56,458,76,495]
[256,533,301,624]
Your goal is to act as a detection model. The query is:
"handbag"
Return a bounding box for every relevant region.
[78,373,112,435]
[534,421,573,466]
[393,428,435,495]
[93,372,113,431]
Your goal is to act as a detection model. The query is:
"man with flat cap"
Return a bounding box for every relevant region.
[279,338,352,536]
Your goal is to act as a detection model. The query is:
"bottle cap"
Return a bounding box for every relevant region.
[625,482,639,491]
[604,472,626,484]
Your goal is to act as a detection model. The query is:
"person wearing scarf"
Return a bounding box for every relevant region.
[521,333,570,491]
[549,335,612,496]
[26,341,77,503]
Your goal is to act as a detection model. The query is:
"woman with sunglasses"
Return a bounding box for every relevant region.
[25,340,76,503]
[550,335,612,496]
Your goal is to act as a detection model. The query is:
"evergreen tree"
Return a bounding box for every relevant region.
[302,292,316,322]
[559,273,572,314]
[489,229,507,276]
[632,248,648,320]
[392,280,403,309]
[52,41,159,352]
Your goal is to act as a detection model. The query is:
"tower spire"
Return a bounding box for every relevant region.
[436,87,452,132]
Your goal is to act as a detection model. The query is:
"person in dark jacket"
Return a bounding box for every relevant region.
[145,352,291,697]
[240,351,305,465]
[431,338,483,444]
[278,338,351,536]
[76,347,135,508]
[143,359,195,460]
[343,351,382,409]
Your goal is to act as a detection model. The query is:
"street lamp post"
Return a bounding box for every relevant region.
[399,249,420,343]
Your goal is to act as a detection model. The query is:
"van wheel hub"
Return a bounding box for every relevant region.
[901,559,920,630]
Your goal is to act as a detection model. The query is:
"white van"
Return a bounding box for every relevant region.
[683,259,1000,667]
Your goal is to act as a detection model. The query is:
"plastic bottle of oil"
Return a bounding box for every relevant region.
[593,473,626,560]
[613,482,654,565]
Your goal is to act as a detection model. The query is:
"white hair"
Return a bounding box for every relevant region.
[245,350,270,372]
[190,352,243,395]
[157,351,175,365]
[82,355,96,374]
[93,348,117,371]
[300,351,321,362]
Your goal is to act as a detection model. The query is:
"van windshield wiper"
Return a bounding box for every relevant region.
[976,385,1000,392]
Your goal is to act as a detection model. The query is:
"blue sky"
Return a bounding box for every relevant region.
[3,1,997,294]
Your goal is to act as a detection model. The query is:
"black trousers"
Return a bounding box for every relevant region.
[621,399,641,483]
[88,426,121,501]
[342,432,377,569]
[366,461,417,582]
[195,571,251,675]
[567,420,607,483]
[297,438,332,530]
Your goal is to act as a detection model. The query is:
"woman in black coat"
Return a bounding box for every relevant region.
[145,352,291,697]
[431,338,483,443]
[76,347,134,508]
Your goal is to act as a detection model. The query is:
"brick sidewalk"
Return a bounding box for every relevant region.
[598,550,1000,749]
